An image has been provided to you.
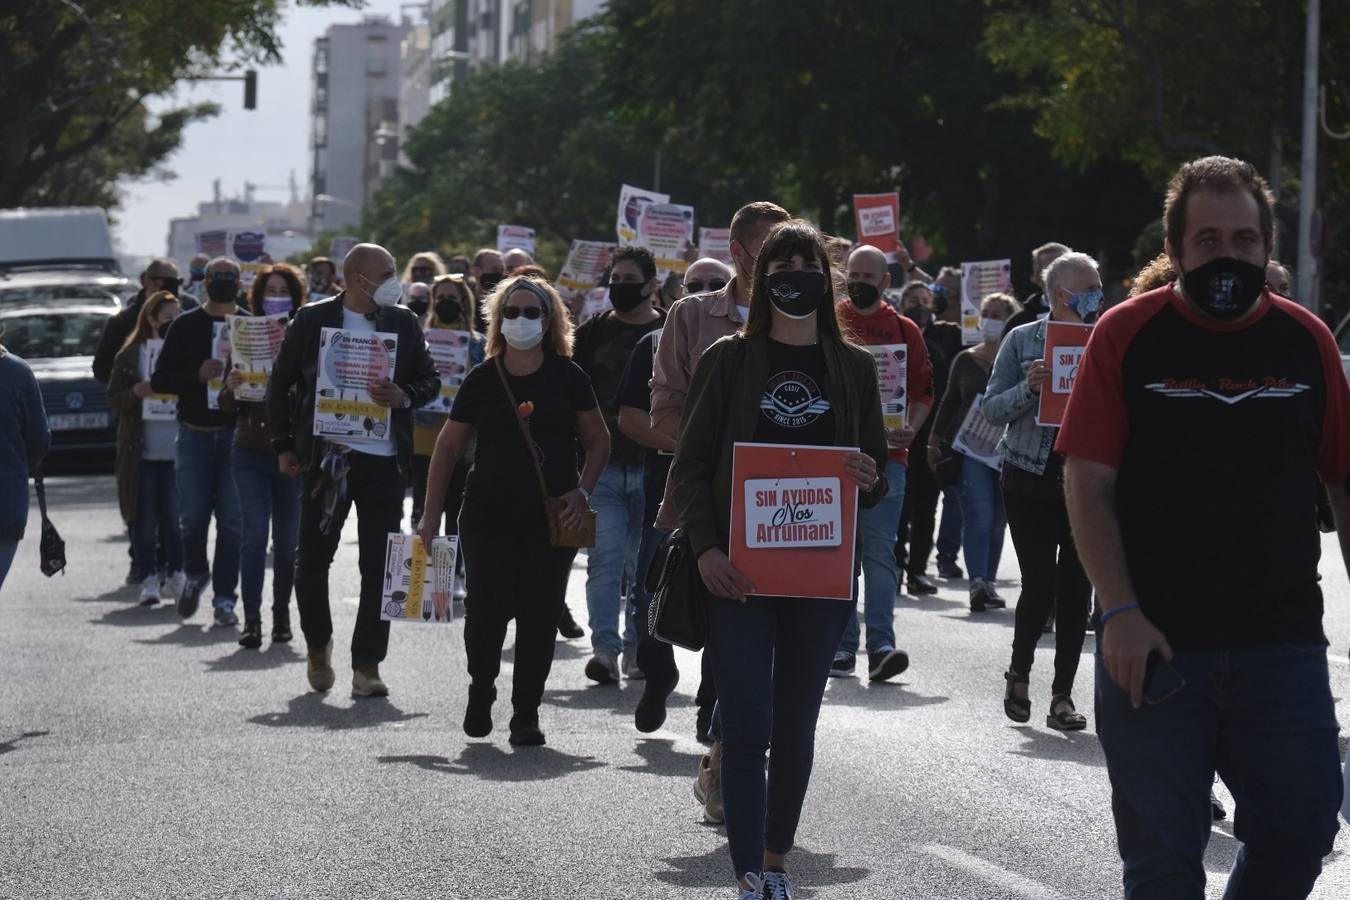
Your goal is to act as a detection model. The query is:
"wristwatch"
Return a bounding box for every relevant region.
[399,388,412,409]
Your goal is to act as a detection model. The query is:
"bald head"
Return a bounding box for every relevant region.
[343,243,396,301]
[847,245,888,278]
[845,245,891,310]
[684,257,733,294]
[206,256,240,277]
[502,248,533,272]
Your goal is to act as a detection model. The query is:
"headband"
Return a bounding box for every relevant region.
[506,277,553,314]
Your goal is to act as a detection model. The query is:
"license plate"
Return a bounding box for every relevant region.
[49,412,110,431]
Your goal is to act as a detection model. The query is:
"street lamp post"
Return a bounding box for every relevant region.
[1296,0,1319,312]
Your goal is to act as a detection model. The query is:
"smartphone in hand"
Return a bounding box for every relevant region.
[1143,653,1186,705]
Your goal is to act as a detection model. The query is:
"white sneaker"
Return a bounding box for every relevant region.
[763,870,794,900]
[736,873,765,900]
[160,571,186,602]
[138,575,160,606]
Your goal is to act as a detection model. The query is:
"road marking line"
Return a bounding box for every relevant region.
[918,844,1065,899]
[1329,654,1349,668]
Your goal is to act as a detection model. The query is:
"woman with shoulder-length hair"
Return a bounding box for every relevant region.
[107,290,186,605]
[668,220,889,899]
[418,275,610,747]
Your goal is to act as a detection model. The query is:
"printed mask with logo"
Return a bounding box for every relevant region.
[1065,287,1104,323]
[434,297,463,326]
[847,280,881,310]
[765,270,826,319]
[261,296,293,317]
[501,314,545,349]
[979,317,1005,342]
[608,281,649,314]
[478,272,505,293]
[1181,256,1266,321]
[365,274,403,307]
[205,273,240,304]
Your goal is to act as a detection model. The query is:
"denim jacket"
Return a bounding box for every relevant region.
[982,317,1057,475]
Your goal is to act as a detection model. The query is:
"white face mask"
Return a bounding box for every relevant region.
[980,317,1004,342]
[366,275,403,307]
[501,316,545,350]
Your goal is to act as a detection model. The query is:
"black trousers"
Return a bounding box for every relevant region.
[294,453,403,668]
[1003,487,1091,695]
[896,440,940,577]
[410,455,468,534]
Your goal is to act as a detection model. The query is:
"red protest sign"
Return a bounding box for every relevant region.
[853,193,901,256]
[729,442,859,601]
[1036,321,1094,427]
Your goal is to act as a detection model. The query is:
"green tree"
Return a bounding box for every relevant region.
[0,0,357,209]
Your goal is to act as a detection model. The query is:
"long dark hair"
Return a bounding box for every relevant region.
[247,263,307,315]
[742,220,848,345]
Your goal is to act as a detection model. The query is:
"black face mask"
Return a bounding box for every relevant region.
[608,282,648,313]
[406,295,429,317]
[435,298,462,324]
[478,272,504,293]
[1180,256,1267,321]
[205,276,239,304]
[847,281,880,309]
[765,270,827,319]
[903,305,934,329]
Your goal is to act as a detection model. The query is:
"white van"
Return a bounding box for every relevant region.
[0,207,133,307]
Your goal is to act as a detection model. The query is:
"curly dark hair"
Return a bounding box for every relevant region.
[246,263,307,315]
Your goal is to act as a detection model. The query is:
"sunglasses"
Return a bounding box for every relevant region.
[502,306,544,320]
[684,279,727,294]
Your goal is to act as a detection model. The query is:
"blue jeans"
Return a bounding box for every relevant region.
[936,482,963,563]
[707,593,852,879]
[175,425,241,606]
[958,461,1005,583]
[0,538,17,591]
[841,460,907,655]
[585,462,644,658]
[134,459,183,581]
[231,447,303,622]
[1096,641,1342,899]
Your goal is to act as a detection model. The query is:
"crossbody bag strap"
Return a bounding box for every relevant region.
[493,356,553,507]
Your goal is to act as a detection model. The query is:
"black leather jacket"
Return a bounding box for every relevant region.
[267,294,440,475]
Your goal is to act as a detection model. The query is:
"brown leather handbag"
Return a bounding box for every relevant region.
[494,357,597,548]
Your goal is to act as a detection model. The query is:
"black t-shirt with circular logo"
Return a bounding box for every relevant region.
[754,338,835,446]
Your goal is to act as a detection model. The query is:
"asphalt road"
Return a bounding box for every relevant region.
[2,470,1349,899]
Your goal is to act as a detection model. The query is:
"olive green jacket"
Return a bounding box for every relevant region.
[669,332,890,559]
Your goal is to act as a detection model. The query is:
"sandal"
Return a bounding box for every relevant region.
[1046,694,1087,731]
[1003,670,1030,723]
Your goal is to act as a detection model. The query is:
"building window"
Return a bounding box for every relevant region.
[366,35,387,75]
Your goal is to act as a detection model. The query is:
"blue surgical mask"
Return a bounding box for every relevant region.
[1067,287,1103,322]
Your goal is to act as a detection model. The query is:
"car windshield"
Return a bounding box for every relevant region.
[0,311,109,359]
[0,283,119,305]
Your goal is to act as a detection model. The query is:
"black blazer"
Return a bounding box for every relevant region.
[267,294,440,474]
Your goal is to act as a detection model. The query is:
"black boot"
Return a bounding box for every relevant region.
[464,684,496,738]
[635,675,679,734]
[271,606,292,642]
[238,620,263,650]
[557,606,585,640]
[508,711,545,746]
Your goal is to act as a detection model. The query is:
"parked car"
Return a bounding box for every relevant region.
[0,268,128,308]
[0,303,118,453]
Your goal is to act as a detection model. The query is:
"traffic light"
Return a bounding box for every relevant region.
[243,70,257,110]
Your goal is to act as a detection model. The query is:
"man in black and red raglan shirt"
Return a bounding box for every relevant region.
[1059,156,1350,898]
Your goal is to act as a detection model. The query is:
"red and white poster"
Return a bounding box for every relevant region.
[853,192,901,256]
[1036,321,1094,427]
[728,442,859,601]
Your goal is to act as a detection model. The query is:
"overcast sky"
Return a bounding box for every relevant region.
[115,0,411,257]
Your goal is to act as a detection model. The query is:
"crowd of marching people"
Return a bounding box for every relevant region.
[3,153,1350,899]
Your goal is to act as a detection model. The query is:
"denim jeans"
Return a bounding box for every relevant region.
[0,538,17,592]
[1095,641,1342,899]
[585,461,645,658]
[632,525,678,687]
[231,447,303,622]
[958,461,1005,583]
[936,482,963,563]
[841,460,907,655]
[134,459,183,581]
[707,593,853,879]
[175,425,241,606]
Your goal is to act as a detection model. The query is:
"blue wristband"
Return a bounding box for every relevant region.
[1100,603,1140,627]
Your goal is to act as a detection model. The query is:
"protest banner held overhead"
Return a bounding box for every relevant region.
[960,259,1013,345]
[952,392,1003,471]
[1036,321,1093,427]
[226,314,287,402]
[728,443,860,602]
[496,224,536,257]
[866,343,908,430]
[698,227,733,265]
[313,327,399,440]
[615,184,669,245]
[636,203,695,277]
[424,329,472,414]
[380,533,457,624]
[853,193,901,256]
[140,339,177,421]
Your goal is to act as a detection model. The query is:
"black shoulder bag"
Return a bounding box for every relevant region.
[33,469,67,577]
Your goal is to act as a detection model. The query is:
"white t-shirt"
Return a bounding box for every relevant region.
[325,307,396,457]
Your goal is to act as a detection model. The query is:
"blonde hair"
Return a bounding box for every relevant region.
[483,275,575,358]
[980,291,1021,318]
[428,273,477,334]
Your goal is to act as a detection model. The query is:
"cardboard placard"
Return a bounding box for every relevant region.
[867,343,908,430]
[312,327,398,439]
[697,227,733,266]
[556,240,616,301]
[226,314,287,402]
[616,184,669,245]
[853,192,901,256]
[424,329,471,414]
[1036,321,1094,427]
[380,533,457,623]
[636,202,695,277]
[140,339,177,421]
[952,392,1003,471]
[959,260,1013,346]
[496,224,536,257]
[206,321,230,410]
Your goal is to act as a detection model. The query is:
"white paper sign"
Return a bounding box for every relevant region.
[698,227,733,265]
[557,240,616,300]
[637,202,695,277]
[616,184,670,245]
[1051,345,1085,394]
[206,321,230,410]
[380,533,457,623]
[858,204,897,239]
[226,314,287,402]
[140,339,177,421]
[496,224,536,256]
[313,327,398,439]
[425,329,471,414]
[867,343,908,430]
[743,477,843,549]
[959,259,1013,346]
[952,392,1004,472]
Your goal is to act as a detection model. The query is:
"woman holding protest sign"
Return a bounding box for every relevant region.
[419,275,609,747]
[107,290,185,606]
[927,292,1019,613]
[668,220,889,900]
[219,264,306,648]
